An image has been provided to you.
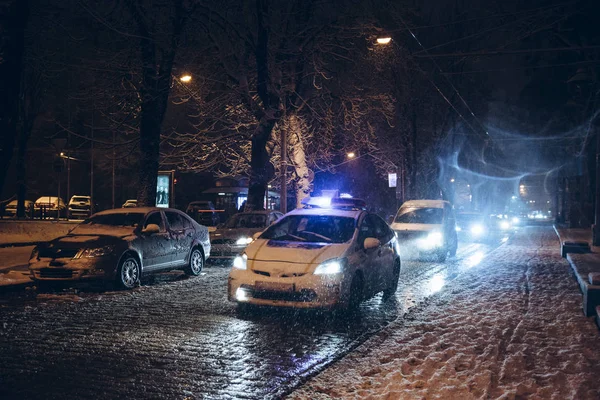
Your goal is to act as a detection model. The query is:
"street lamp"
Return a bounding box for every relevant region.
[347,152,356,159]
[376,37,392,45]
[180,74,192,83]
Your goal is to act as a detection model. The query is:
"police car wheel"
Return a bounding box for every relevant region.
[346,274,363,311]
[383,260,401,300]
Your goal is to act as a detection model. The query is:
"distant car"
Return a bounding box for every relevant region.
[210,210,284,260]
[29,207,211,289]
[390,200,458,262]
[4,200,34,218]
[186,200,220,226]
[122,199,138,208]
[228,199,401,311]
[68,195,92,219]
[456,212,488,241]
[34,196,67,218]
[488,214,513,232]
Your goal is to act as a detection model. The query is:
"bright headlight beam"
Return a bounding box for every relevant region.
[314,260,342,275]
[236,237,253,245]
[233,254,248,270]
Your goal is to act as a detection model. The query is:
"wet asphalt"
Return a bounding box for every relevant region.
[0,229,519,399]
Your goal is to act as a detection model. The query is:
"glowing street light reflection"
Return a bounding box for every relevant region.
[466,251,485,268]
[427,273,446,294]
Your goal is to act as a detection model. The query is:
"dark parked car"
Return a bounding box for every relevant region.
[29,207,211,289]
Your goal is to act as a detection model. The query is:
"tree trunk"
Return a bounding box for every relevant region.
[287,115,311,208]
[246,117,276,210]
[0,0,29,197]
[137,94,164,207]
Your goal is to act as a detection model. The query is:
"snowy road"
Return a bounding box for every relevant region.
[1,229,513,399]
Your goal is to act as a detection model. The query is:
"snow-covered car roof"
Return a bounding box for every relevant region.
[93,207,165,216]
[400,200,449,209]
[286,207,363,219]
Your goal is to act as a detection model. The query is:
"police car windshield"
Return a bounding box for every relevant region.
[395,207,443,224]
[260,215,356,243]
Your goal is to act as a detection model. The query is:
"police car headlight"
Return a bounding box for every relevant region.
[314,259,343,275]
[500,221,510,230]
[233,253,248,270]
[235,237,253,245]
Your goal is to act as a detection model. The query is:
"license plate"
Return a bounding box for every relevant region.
[255,281,294,292]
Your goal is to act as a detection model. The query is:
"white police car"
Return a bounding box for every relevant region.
[227,197,401,310]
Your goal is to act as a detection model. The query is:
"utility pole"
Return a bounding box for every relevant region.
[90,105,94,214]
[112,130,115,209]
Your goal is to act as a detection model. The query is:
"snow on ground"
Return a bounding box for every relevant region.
[0,270,31,286]
[288,233,600,399]
[0,245,34,271]
[0,220,77,245]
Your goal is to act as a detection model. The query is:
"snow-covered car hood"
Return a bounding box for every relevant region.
[68,225,136,237]
[245,239,349,266]
[390,222,442,232]
[211,227,264,241]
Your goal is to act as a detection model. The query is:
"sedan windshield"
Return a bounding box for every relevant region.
[260,215,355,243]
[71,212,145,233]
[395,207,443,224]
[224,213,267,229]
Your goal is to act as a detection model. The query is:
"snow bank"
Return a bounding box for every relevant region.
[0,220,78,245]
[288,236,600,399]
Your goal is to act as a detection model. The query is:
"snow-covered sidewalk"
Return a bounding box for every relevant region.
[288,229,600,399]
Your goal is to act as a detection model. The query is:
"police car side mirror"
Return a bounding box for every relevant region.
[363,237,380,250]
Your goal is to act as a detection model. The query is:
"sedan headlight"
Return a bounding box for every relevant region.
[30,247,39,260]
[81,245,114,258]
[314,258,344,275]
[233,253,248,270]
[500,221,511,230]
[470,224,484,236]
[235,237,253,245]
[417,232,444,250]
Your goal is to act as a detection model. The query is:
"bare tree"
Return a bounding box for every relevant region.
[0,0,29,199]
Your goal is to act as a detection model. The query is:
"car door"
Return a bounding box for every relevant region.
[355,214,379,297]
[370,214,396,290]
[165,211,194,266]
[140,211,172,270]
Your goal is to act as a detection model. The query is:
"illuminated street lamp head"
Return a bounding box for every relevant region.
[376,37,392,45]
[347,152,356,159]
[450,178,455,183]
[180,74,192,83]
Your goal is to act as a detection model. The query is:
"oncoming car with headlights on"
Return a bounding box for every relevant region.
[28,207,210,289]
[210,210,283,261]
[227,204,401,311]
[391,200,458,262]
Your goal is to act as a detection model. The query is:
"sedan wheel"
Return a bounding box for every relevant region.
[186,248,204,276]
[117,257,140,289]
